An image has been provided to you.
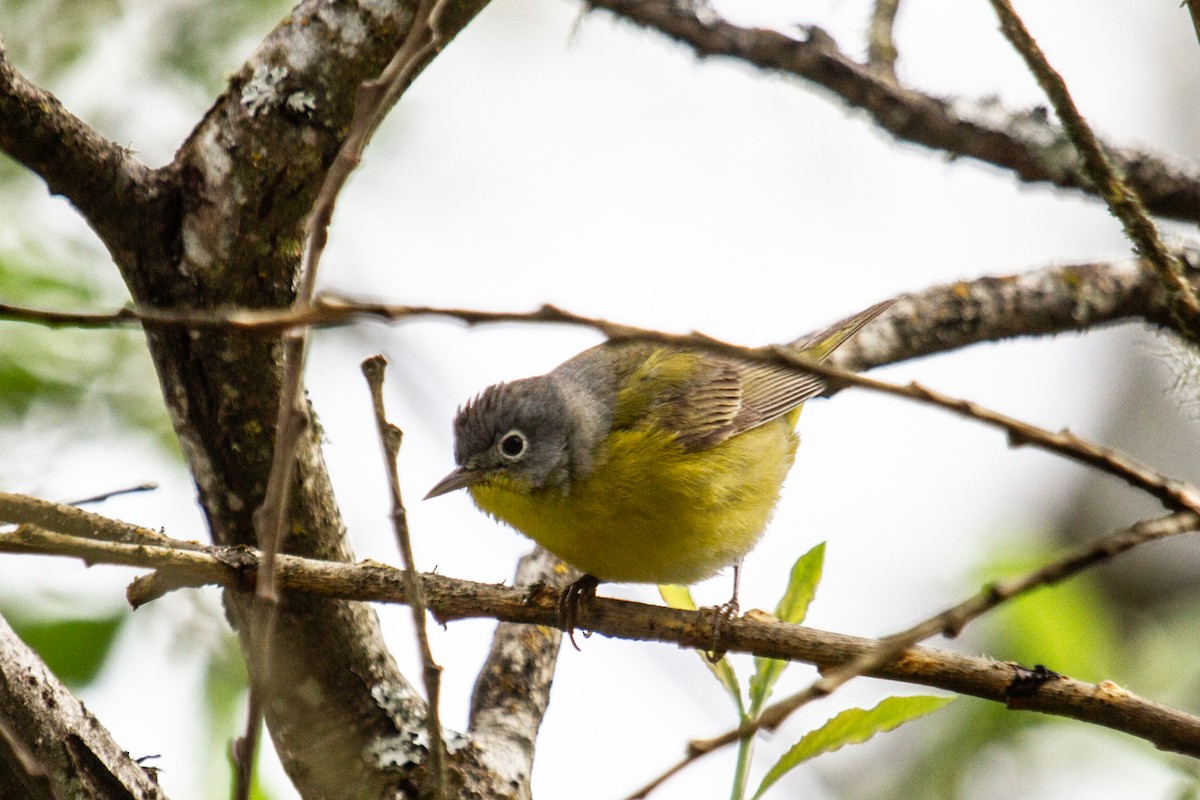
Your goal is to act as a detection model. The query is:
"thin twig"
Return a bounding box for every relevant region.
[2,289,1195,518]
[0,491,187,547]
[0,283,1193,517]
[64,483,158,506]
[986,0,1200,331]
[295,0,451,304]
[362,355,446,799]
[866,0,901,77]
[0,254,1186,352]
[783,365,1200,516]
[236,329,308,800]
[625,510,1200,799]
[0,715,49,779]
[233,1,454,795]
[0,253,1182,347]
[1188,0,1200,48]
[542,326,1200,516]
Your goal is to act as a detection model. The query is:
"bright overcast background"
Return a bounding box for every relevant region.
[3,0,1200,798]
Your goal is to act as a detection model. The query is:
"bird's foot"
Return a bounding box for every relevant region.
[705,597,740,663]
[559,574,600,651]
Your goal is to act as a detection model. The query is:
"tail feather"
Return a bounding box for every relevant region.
[788,299,894,361]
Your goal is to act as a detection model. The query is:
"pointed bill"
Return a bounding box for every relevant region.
[424,466,485,499]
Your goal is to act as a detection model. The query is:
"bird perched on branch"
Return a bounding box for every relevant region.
[426,300,892,644]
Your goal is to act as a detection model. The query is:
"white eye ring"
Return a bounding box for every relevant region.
[498,429,527,460]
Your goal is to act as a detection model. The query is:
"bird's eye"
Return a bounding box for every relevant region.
[499,430,527,459]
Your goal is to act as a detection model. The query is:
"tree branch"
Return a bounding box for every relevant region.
[363,356,447,799]
[651,511,1200,795]
[0,34,171,271]
[3,522,1200,760]
[467,548,567,797]
[0,255,1189,362]
[986,0,1200,329]
[866,0,902,78]
[1187,1,1200,48]
[35,0,491,796]
[0,612,168,800]
[582,0,1200,223]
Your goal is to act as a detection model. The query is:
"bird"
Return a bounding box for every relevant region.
[425,300,892,642]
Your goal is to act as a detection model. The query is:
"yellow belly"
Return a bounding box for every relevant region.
[469,416,799,584]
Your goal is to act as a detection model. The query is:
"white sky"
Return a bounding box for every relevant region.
[3,0,1200,798]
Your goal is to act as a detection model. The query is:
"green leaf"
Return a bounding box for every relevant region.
[752,695,955,799]
[659,584,744,716]
[12,613,125,687]
[773,542,825,625]
[0,0,122,80]
[0,251,176,446]
[749,543,825,714]
[982,550,1119,680]
[658,583,697,612]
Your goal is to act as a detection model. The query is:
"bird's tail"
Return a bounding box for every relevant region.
[788,299,895,361]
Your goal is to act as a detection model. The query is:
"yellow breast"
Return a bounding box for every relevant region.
[469,414,799,584]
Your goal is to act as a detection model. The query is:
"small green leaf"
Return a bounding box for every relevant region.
[659,584,744,716]
[658,583,697,612]
[13,614,125,686]
[773,542,825,625]
[749,543,825,714]
[752,695,955,799]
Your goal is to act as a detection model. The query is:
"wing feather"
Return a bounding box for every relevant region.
[605,300,893,452]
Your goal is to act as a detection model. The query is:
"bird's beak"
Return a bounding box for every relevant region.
[424,466,484,500]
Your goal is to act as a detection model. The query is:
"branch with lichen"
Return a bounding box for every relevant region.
[0,254,1190,364]
[581,0,1200,224]
[2,514,1199,765]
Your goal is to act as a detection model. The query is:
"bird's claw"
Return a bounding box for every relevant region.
[559,574,600,651]
[705,597,740,662]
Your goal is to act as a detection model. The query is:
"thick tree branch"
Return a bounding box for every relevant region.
[582,0,1200,223]
[7,2,495,798]
[231,0,462,784]
[826,256,1188,369]
[987,0,1200,327]
[467,548,567,797]
[0,613,168,800]
[4,3,1197,796]
[0,35,174,272]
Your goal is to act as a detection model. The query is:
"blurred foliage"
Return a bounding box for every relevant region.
[0,0,295,452]
[205,625,276,800]
[0,0,290,93]
[7,608,125,686]
[857,531,1194,800]
[980,545,1122,682]
[0,0,122,81]
[0,246,176,447]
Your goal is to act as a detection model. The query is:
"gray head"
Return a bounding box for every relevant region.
[425,377,579,499]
